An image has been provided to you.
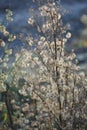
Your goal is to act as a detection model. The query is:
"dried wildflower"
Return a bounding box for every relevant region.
[6,9,13,21]
[58,13,61,20]
[0,1,87,130]
[28,17,34,25]
[0,39,5,47]
[3,30,9,36]
[8,34,16,42]
[66,32,71,39]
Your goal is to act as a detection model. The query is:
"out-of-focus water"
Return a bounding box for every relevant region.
[0,0,87,69]
[0,0,87,37]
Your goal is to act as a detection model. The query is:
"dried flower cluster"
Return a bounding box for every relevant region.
[0,0,87,130]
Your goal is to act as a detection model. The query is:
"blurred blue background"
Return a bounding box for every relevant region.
[0,0,87,71]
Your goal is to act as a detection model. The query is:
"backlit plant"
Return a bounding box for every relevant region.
[0,0,87,130]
